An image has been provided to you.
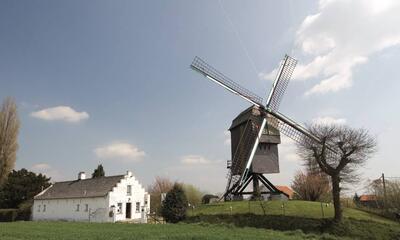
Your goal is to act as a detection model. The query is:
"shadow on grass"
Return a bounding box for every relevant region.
[185,214,400,240]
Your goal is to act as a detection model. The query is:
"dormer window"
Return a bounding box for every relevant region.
[127,185,132,196]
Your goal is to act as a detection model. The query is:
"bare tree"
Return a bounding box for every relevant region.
[297,124,376,222]
[148,176,174,215]
[291,170,330,201]
[182,183,203,207]
[0,97,20,186]
[370,178,400,211]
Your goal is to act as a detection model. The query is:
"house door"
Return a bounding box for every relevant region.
[126,203,132,219]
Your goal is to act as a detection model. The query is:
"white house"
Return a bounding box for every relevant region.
[33,171,150,223]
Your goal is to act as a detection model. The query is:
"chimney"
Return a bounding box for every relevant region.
[126,170,132,177]
[78,172,86,180]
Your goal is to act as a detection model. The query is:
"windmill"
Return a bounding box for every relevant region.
[190,55,334,200]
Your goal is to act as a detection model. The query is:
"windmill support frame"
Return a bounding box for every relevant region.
[224,171,287,200]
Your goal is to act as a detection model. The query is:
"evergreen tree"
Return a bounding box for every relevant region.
[0,168,51,208]
[92,164,105,178]
[161,183,188,223]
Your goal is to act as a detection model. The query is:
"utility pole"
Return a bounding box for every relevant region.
[382,173,387,209]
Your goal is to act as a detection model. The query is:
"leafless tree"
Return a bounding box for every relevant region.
[0,97,20,186]
[291,170,330,201]
[370,178,400,210]
[297,124,376,222]
[182,183,203,207]
[148,176,174,215]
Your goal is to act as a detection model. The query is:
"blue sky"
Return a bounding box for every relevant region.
[1,0,400,194]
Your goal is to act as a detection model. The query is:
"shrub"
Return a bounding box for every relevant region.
[161,183,188,223]
[0,201,32,222]
[0,209,18,222]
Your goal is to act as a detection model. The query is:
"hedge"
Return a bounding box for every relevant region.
[0,208,31,222]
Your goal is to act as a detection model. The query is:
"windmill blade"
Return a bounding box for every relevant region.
[266,55,297,111]
[191,56,263,107]
[267,110,337,156]
[238,117,267,186]
[267,110,320,144]
[223,115,263,198]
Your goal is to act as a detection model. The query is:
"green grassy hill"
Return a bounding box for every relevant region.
[186,200,400,240]
[189,200,396,225]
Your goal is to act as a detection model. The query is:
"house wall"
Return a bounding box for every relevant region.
[32,173,150,223]
[108,174,150,223]
[32,196,111,222]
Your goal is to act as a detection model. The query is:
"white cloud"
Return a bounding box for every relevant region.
[161,155,226,193]
[31,106,89,123]
[312,116,346,125]
[223,131,231,146]
[279,135,300,162]
[258,67,278,81]
[31,163,63,181]
[94,142,145,161]
[261,0,400,95]
[181,155,212,165]
[32,163,52,171]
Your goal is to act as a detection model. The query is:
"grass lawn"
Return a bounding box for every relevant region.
[0,201,398,240]
[189,200,397,225]
[0,221,343,240]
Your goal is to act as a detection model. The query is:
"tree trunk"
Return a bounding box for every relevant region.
[331,174,342,222]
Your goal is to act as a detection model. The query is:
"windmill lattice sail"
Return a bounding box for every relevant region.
[267,112,337,158]
[191,56,263,106]
[266,55,297,111]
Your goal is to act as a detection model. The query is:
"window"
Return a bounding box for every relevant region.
[43,204,46,212]
[85,204,89,212]
[76,204,80,212]
[127,185,132,196]
[259,144,267,151]
[136,202,140,213]
[117,203,122,214]
[37,205,41,212]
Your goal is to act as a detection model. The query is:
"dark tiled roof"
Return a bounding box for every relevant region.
[35,175,124,200]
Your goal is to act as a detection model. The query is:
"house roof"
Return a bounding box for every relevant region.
[276,185,294,198]
[34,175,125,200]
[359,194,377,202]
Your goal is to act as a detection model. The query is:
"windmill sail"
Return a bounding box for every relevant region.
[224,117,261,197]
[191,56,263,107]
[267,110,337,157]
[266,55,297,111]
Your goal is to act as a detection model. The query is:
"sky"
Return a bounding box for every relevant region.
[1,0,400,194]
